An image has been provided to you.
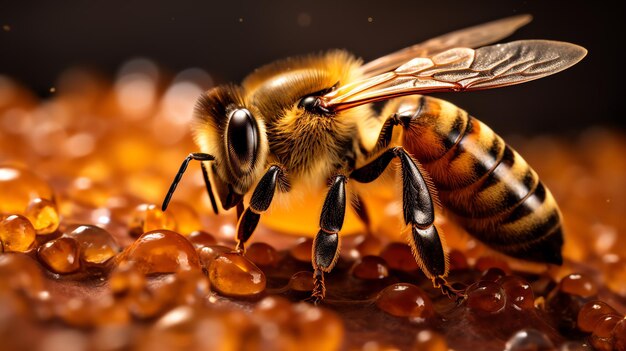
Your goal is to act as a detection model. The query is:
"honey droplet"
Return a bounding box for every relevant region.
[67,224,120,265]
[0,253,45,297]
[37,237,81,274]
[0,214,36,252]
[413,330,448,351]
[246,242,279,267]
[504,329,555,351]
[559,273,598,298]
[498,276,534,310]
[290,238,313,262]
[197,244,231,269]
[466,280,506,314]
[577,300,618,333]
[208,252,266,297]
[0,165,54,214]
[592,314,621,338]
[129,203,176,238]
[109,261,146,297]
[24,198,59,235]
[612,319,626,351]
[187,230,217,249]
[376,283,434,319]
[380,242,419,271]
[351,255,389,280]
[122,230,201,274]
[289,271,314,292]
[166,201,201,235]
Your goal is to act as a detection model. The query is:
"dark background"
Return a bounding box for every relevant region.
[0,0,622,135]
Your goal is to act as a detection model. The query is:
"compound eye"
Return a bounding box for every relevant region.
[226,108,258,175]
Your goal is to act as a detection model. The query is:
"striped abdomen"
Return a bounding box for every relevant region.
[398,95,563,265]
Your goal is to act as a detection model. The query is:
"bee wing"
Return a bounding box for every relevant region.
[361,14,533,77]
[323,40,587,111]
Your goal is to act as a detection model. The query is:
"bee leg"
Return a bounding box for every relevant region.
[307,175,346,304]
[351,147,455,298]
[162,153,215,212]
[235,165,288,252]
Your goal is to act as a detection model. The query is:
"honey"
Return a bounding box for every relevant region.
[25,198,60,235]
[0,70,624,351]
[0,214,36,252]
[208,252,266,297]
[376,283,434,318]
[120,230,201,274]
[37,237,81,274]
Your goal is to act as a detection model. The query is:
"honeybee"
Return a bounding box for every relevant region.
[162,15,586,302]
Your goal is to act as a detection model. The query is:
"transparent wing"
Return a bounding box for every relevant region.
[323,40,587,112]
[361,14,533,77]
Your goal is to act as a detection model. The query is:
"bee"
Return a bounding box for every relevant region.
[162,15,586,302]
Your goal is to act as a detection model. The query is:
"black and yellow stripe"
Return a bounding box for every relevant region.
[387,95,563,265]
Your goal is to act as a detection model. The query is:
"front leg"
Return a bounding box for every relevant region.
[351,147,457,298]
[236,165,289,251]
[309,174,347,303]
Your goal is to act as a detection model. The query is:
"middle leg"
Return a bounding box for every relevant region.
[351,147,459,298]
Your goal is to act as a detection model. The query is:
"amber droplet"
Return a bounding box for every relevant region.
[0,214,36,252]
[351,255,389,280]
[67,224,120,265]
[0,253,45,297]
[466,280,506,314]
[0,165,54,214]
[122,230,201,274]
[498,276,534,310]
[187,230,217,249]
[376,283,434,319]
[559,273,598,298]
[290,238,313,262]
[208,252,266,297]
[413,330,448,351]
[128,203,176,237]
[246,242,279,266]
[166,202,201,235]
[504,329,555,351]
[24,198,59,235]
[37,237,81,274]
[197,245,231,269]
[577,300,618,333]
[289,271,314,292]
[380,242,419,271]
[592,314,621,338]
[109,261,146,297]
[612,319,626,351]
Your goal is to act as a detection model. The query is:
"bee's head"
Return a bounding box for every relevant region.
[192,85,268,210]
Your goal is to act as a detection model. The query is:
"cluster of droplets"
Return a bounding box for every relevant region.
[1,64,626,350]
